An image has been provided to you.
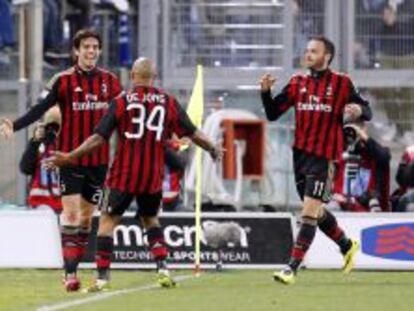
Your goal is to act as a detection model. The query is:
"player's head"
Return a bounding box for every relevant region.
[304,36,335,70]
[130,57,157,86]
[72,29,102,70]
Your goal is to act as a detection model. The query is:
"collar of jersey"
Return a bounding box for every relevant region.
[75,64,98,75]
[307,68,330,79]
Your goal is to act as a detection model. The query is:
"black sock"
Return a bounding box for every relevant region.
[78,226,90,261]
[147,227,168,270]
[61,225,80,275]
[318,209,352,254]
[289,216,317,272]
[156,260,167,271]
[95,236,113,280]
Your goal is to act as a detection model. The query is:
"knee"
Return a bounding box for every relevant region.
[79,201,96,228]
[302,197,323,219]
[79,215,93,229]
[97,213,120,236]
[60,205,80,226]
[140,216,160,229]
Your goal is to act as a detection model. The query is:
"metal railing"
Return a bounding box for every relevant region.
[0,0,34,204]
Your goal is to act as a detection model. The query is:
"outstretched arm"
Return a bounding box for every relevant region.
[190,130,223,161]
[46,134,106,167]
[0,76,59,138]
[260,74,294,121]
[47,101,119,167]
[67,134,106,161]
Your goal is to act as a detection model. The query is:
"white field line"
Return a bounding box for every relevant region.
[36,274,194,311]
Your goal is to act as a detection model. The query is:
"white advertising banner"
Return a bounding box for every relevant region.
[81,212,295,269]
[0,210,62,268]
[305,213,414,270]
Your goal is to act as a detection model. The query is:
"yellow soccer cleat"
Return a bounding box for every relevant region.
[82,279,110,293]
[342,239,360,274]
[273,267,296,285]
[157,269,177,288]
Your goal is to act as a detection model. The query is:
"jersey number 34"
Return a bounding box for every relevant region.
[124,103,166,141]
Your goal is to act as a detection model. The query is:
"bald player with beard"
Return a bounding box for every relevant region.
[46,57,222,292]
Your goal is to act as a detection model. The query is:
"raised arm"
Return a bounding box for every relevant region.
[190,130,222,160]
[0,75,60,138]
[260,74,295,121]
[46,100,119,167]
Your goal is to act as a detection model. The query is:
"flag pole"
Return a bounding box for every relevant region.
[186,64,204,276]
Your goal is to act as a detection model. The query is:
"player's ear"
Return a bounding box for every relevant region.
[324,53,332,66]
[73,47,80,58]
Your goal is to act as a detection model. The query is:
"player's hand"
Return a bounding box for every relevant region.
[33,122,45,141]
[344,104,363,122]
[259,74,277,92]
[209,144,225,162]
[43,151,75,169]
[0,118,14,139]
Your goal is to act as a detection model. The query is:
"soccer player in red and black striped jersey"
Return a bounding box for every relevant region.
[47,57,221,292]
[260,36,372,284]
[0,29,122,291]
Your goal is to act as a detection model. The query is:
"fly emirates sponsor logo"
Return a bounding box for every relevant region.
[298,95,332,112]
[72,94,108,111]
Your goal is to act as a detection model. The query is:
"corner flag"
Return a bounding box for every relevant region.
[188,65,204,274]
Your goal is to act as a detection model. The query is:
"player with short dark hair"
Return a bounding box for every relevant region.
[46,57,221,292]
[260,36,372,284]
[0,29,122,291]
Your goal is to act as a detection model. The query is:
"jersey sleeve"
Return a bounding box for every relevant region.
[94,99,120,140]
[261,76,297,121]
[110,74,122,98]
[170,99,197,138]
[13,74,60,131]
[347,78,372,121]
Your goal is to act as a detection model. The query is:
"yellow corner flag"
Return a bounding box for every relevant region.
[188,65,204,275]
[187,65,204,127]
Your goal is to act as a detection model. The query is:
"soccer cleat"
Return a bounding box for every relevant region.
[273,267,296,285]
[82,279,110,293]
[157,269,176,288]
[342,239,360,274]
[64,274,81,292]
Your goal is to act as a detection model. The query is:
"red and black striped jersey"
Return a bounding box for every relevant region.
[261,69,372,160]
[13,65,122,167]
[95,86,197,195]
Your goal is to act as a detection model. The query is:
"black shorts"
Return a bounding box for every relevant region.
[100,188,162,218]
[293,148,335,203]
[59,165,107,204]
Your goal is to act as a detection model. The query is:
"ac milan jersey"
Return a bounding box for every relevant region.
[261,69,371,160]
[95,86,197,194]
[163,141,185,203]
[13,65,122,166]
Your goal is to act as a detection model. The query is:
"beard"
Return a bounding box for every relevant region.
[305,57,326,70]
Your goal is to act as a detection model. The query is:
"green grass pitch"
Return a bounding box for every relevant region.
[0,269,413,311]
